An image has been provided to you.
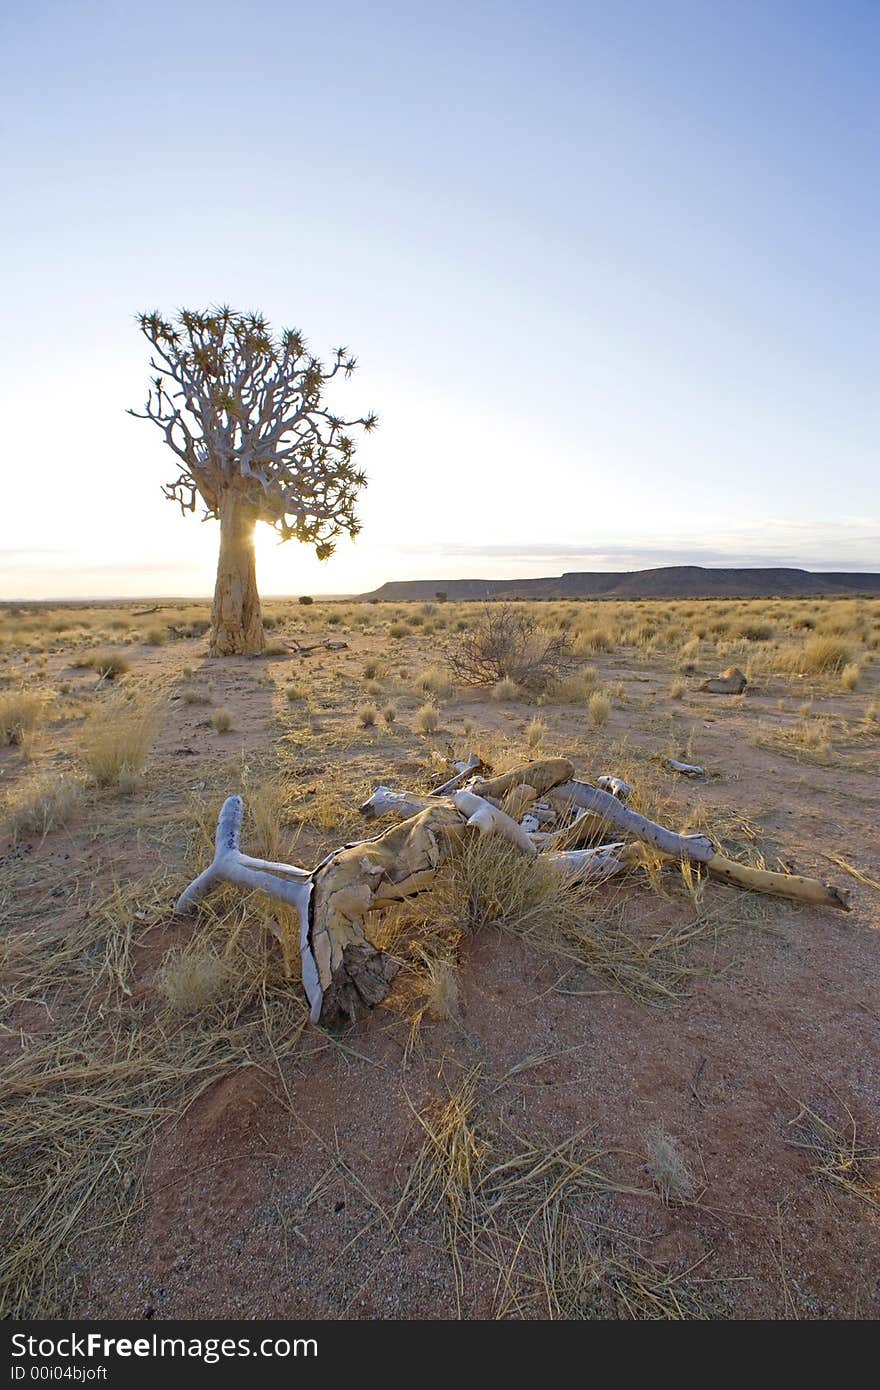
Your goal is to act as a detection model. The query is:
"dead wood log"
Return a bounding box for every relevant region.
[290,637,350,655]
[430,753,484,796]
[176,755,850,1030]
[596,775,634,799]
[470,757,575,802]
[665,760,705,777]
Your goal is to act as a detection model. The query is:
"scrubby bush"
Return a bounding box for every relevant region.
[448,604,574,690]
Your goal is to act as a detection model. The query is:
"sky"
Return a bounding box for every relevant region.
[1,0,877,599]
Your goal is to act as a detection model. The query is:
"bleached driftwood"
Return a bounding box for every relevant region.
[597,775,634,799]
[665,760,705,777]
[430,753,484,795]
[176,755,850,1029]
[290,637,349,655]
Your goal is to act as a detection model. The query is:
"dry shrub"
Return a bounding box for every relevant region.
[841,662,860,691]
[670,679,686,700]
[211,707,233,733]
[0,689,46,746]
[81,690,161,787]
[383,704,396,724]
[449,604,574,690]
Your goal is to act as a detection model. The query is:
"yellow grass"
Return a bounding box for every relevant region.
[81,690,162,786]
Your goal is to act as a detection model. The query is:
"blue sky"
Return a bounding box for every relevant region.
[1,0,877,597]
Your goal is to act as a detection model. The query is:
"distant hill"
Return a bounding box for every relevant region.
[361,566,880,602]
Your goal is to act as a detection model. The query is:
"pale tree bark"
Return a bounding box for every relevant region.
[209,491,265,656]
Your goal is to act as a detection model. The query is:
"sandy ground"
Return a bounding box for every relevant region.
[2,601,878,1319]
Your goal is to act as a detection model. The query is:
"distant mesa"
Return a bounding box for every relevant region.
[360,566,880,602]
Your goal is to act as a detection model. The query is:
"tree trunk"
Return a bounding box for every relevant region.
[209,491,265,656]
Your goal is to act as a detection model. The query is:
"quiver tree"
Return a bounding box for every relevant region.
[130,308,377,655]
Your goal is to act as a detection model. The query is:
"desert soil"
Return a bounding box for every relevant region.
[2,599,878,1319]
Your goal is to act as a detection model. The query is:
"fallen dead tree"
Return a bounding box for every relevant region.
[176,755,850,1027]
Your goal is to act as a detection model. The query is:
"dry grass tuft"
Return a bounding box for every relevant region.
[3,773,83,843]
[781,635,853,675]
[588,689,611,726]
[358,702,379,728]
[645,1129,696,1203]
[0,881,308,1317]
[158,943,236,1013]
[416,948,460,1022]
[414,702,440,734]
[525,716,546,749]
[180,684,210,705]
[85,649,131,679]
[81,690,161,787]
[211,707,233,733]
[786,1100,880,1211]
[840,662,860,691]
[0,689,46,746]
[434,835,722,1004]
[401,1075,710,1318]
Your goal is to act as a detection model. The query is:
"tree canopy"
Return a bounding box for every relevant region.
[131,306,377,559]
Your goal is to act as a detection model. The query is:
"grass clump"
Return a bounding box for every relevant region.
[158,943,236,1014]
[86,649,131,679]
[415,665,453,699]
[784,636,853,675]
[645,1130,696,1203]
[81,690,161,787]
[525,716,546,749]
[3,773,83,843]
[588,690,611,727]
[492,676,520,701]
[211,707,233,733]
[841,662,860,691]
[358,702,379,729]
[414,702,440,734]
[0,689,46,746]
